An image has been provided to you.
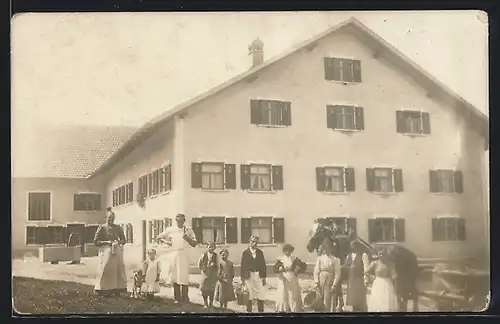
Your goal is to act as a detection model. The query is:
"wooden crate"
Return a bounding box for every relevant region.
[39,246,81,263]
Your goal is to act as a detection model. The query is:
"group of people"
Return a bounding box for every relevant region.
[91,208,399,312]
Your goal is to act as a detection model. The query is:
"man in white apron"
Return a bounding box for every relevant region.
[157,213,197,303]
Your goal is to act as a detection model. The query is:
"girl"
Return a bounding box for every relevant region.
[141,248,161,300]
[214,248,236,309]
[313,243,342,312]
[274,244,307,312]
[365,249,398,312]
[198,241,219,308]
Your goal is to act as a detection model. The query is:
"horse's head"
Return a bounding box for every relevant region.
[306,220,339,253]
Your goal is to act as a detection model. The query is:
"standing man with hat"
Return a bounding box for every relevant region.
[157,213,198,304]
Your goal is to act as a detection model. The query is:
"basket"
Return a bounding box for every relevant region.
[235,287,249,306]
[303,289,324,311]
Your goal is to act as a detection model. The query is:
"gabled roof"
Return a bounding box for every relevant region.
[91,17,488,177]
[12,125,137,178]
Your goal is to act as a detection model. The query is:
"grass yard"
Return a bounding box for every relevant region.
[13,277,234,314]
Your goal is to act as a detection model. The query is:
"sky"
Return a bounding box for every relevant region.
[11,11,488,135]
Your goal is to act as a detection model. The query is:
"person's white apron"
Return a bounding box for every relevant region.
[160,226,192,286]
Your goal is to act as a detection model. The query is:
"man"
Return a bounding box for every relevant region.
[240,236,267,313]
[157,213,197,303]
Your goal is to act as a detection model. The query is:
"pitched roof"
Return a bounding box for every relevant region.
[12,125,137,178]
[91,17,488,177]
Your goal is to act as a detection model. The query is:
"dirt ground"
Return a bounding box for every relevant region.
[12,256,434,313]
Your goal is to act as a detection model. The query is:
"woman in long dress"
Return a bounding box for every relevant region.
[93,210,127,297]
[313,243,342,312]
[273,244,307,313]
[365,249,398,312]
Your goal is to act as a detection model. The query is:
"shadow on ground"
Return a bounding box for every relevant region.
[13,277,234,314]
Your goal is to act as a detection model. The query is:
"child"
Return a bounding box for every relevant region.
[141,248,161,300]
[313,244,341,312]
[198,241,218,308]
[214,248,236,309]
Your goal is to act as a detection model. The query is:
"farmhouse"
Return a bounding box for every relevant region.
[13,17,489,267]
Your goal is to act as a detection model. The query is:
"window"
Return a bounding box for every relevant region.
[112,182,133,207]
[318,217,357,235]
[26,226,36,245]
[192,217,238,244]
[148,219,172,244]
[28,192,51,221]
[241,164,284,191]
[138,175,148,199]
[432,217,466,241]
[366,168,403,193]
[241,217,285,244]
[250,99,292,126]
[368,218,405,243]
[326,105,364,131]
[145,165,172,197]
[84,225,99,244]
[429,170,463,194]
[25,225,65,245]
[159,165,172,193]
[74,193,102,211]
[118,223,134,244]
[48,226,64,244]
[191,162,236,190]
[324,57,362,83]
[316,166,355,192]
[396,110,431,135]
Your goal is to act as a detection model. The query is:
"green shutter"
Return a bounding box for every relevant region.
[241,218,252,244]
[395,219,406,242]
[224,164,237,190]
[273,218,285,243]
[396,111,406,133]
[352,60,362,82]
[240,164,251,190]
[324,57,334,80]
[429,170,439,193]
[272,165,284,190]
[354,106,364,130]
[250,99,261,125]
[345,167,356,192]
[191,163,202,189]
[280,101,292,126]
[457,218,466,241]
[393,169,404,192]
[192,217,203,244]
[454,171,464,193]
[225,218,238,244]
[326,105,336,129]
[366,168,375,191]
[422,112,431,134]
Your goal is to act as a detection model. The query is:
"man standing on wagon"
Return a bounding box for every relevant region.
[157,213,198,304]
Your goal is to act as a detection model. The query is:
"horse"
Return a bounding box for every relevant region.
[306,220,420,312]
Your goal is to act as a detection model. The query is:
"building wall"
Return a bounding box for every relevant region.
[11,177,106,256]
[175,29,488,264]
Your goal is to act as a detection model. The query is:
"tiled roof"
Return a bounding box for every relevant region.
[12,125,137,178]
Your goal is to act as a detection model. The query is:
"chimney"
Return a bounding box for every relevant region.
[248,38,264,67]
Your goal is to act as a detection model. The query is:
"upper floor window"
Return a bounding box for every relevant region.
[326,105,364,131]
[366,168,403,193]
[396,110,431,135]
[324,57,362,83]
[112,182,133,207]
[429,170,463,194]
[138,175,148,198]
[316,166,355,193]
[368,217,405,243]
[28,192,51,221]
[319,217,357,236]
[241,164,284,192]
[74,193,101,211]
[241,217,285,244]
[250,99,291,127]
[432,217,466,241]
[191,162,236,190]
[192,216,238,245]
[147,165,172,196]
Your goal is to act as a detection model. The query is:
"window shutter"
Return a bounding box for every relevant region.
[164,217,170,229]
[347,218,357,235]
[316,167,326,191]
[148,221,153,244]
[345,167,356,192]
[422,112,431,134]
[191,163,202,189]
[280,101,292,126]
[368,219,376,243]
[241,218,252,244]
[366,168,375,191]
[393,169,404,192]
[73,195,79,211]
[148,173,153,196]
[34,227,46,245]
[354,106,364,130]
[240,164,251,190]
[341,59,352,82]
[225,218,238,244]
[62,226,70,245]
[431,218,440,241]
[192,217,203,244]
[165,164,172,191]
[326,105,337,129]
[273,218,285,243]
[112,190,117,207]
[224,164,237,190]
[395,219,406,242]
[324,57,334,80]
[352,60,362,82]
[453,171,464,193]
[396,111,406,133]
[332,58,342,81]
[128,224,134,244]
[457,218,466,241]
[429,170,439,193]
[250,99,261,125]
[272,165,284,190]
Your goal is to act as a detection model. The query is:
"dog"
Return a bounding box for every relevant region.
[130,269,146,299]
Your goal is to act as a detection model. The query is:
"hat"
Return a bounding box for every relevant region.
[303,290,323,311]
[282,244,294,253]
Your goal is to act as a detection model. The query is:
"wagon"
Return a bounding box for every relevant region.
[418,265,490,312]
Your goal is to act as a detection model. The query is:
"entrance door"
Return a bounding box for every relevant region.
[67,223,86,255]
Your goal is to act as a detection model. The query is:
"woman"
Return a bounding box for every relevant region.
[93,210,127,297]
[313,242,342,312]
[273,244,307,312]
[365,249,398,312]
[345,241,369,312]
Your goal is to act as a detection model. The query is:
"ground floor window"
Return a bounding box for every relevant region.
[319,217,357,235]
[118,223,134,244]
[148,219,172,244]
[84,225,99,244]
[25,225,66,245]
[432,217,466,241]
[191,216,238,244]
[368,217,405,243]
[240,217,285,244]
